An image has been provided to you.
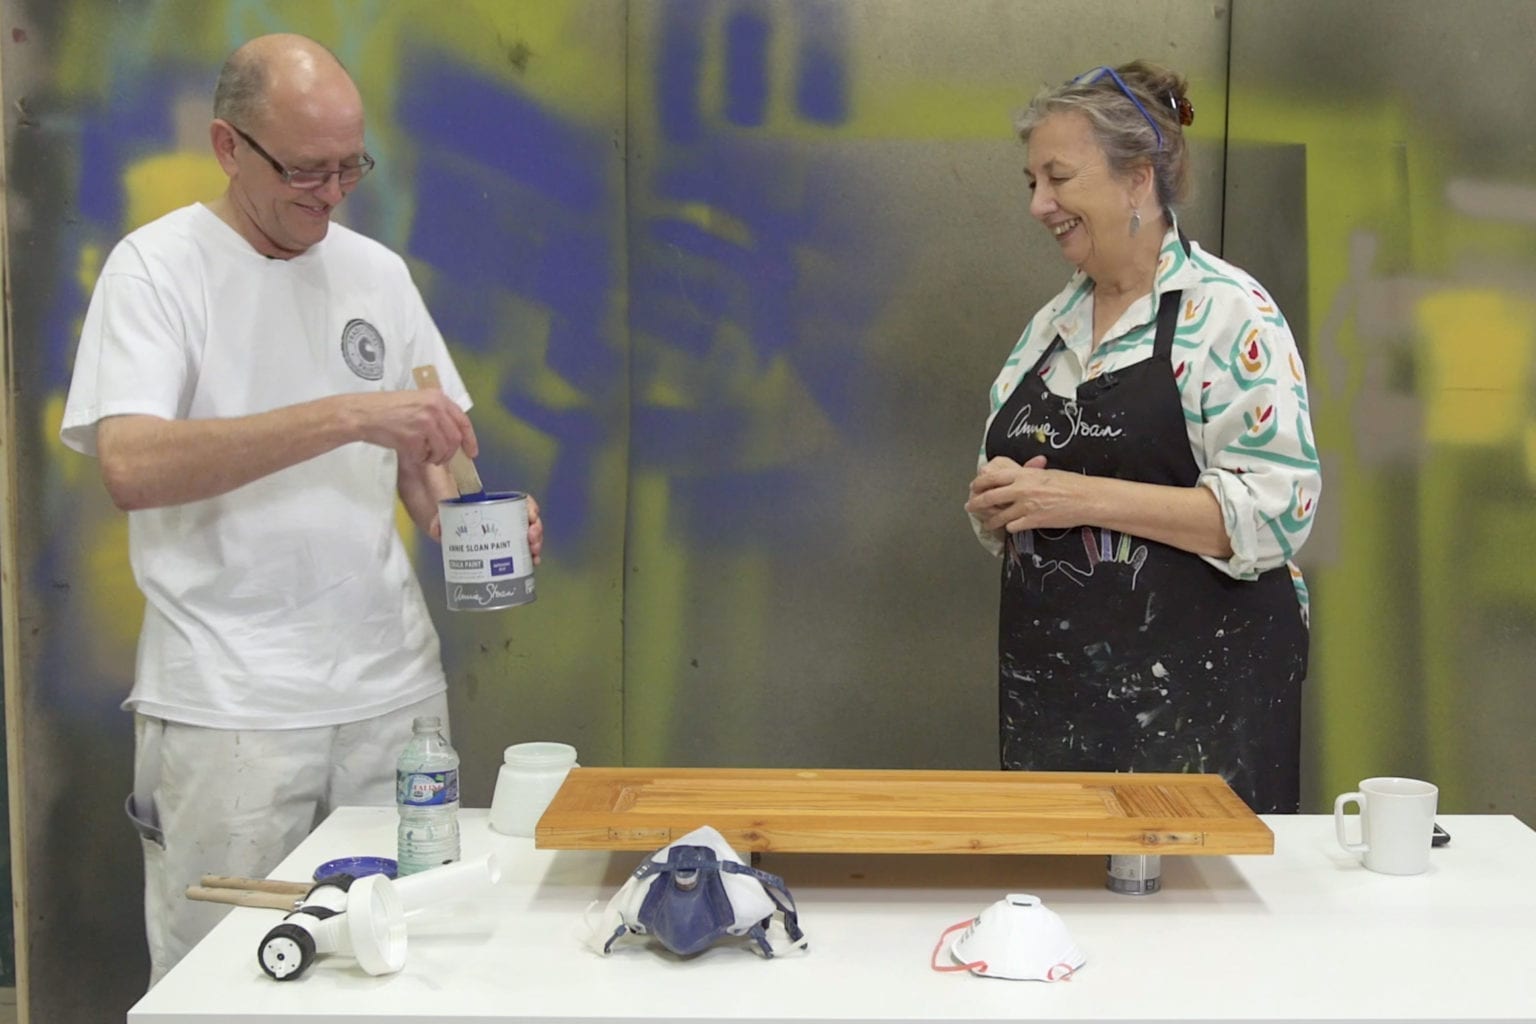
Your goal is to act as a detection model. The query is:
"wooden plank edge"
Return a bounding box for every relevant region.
[536,825,1274,856]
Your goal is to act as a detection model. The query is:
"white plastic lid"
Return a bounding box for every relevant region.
[503,742,577,768]
[346,874,407,976]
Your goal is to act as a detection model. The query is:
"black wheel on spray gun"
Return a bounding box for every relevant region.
[259,922,318,980]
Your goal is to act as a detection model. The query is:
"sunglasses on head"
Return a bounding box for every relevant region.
[1070,66,1193,150]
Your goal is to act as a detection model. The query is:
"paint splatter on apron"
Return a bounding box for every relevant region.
[984,276,1307,813]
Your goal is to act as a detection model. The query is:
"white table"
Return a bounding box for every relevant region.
[129,810,1536,1023]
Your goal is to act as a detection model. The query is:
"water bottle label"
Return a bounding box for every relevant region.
[398,768,459,806]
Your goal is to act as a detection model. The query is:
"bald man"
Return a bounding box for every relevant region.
[60,34,542,984]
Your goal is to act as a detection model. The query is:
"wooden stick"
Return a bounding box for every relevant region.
[411,364,484,496]
[185,886,299,912]
[199,875,310,896]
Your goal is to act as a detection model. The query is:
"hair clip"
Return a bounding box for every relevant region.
[1168,93,1194,127]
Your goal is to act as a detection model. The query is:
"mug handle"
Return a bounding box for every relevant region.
[1334,791,1369,854]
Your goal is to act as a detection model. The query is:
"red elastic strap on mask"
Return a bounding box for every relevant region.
[929,919,986,974]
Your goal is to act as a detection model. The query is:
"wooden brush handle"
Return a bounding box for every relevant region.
[185,886,300,911]
[411,365,484,496]
[199,875,310,895]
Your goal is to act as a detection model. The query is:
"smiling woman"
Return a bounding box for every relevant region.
[965,60,1321,815]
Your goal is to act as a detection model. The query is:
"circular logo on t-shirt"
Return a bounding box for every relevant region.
[340,319,385,381]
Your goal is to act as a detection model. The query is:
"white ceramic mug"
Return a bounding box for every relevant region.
[488,742,578,837]
[1333,777,1438,875]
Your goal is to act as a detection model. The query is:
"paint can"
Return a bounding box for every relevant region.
[437,491,536,611]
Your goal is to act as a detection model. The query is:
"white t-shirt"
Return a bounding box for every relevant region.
[61,203,471,729]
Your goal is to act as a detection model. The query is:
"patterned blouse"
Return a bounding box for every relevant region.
[971,218,1320,619]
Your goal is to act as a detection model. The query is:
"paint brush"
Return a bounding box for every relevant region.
[411,364,486,499]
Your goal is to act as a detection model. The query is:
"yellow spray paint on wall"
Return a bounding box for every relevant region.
[1224,89,1418,800]
[1228,67,1536,809]
[124,154,226,231]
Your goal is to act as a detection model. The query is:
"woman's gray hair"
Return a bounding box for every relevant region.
[1015,60,1193,215]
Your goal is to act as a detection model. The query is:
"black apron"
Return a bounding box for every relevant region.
[984,270,1307,813]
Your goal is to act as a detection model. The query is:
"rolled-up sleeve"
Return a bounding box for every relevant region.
[1194,316,1321,579]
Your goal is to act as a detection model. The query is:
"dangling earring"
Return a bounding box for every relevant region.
[1129,207,1142,237]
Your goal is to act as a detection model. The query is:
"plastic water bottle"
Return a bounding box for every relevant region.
[396,715,460,876]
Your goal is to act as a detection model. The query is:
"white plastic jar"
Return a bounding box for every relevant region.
[488,742,579,837]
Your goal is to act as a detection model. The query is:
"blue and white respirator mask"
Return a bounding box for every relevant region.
[589,825,807,958]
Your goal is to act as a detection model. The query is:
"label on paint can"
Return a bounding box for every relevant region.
[438,491,537,611]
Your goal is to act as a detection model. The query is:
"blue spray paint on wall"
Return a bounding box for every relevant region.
[35,68,217,725]
[658,1,708,147]
[794,4,848,124]
[634,0,879,542]
[398,51,621,539]
[725,9,770,127]
[45,67,212,387]
[32,0,880,724]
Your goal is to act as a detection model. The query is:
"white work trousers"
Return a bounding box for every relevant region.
[127,692,450,987]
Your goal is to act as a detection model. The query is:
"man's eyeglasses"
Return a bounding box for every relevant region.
[229,123,375,190]
[1070,66,1167,151]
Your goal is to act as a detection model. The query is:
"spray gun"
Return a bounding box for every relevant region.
[257,853,501,981]
[258,874,353,980]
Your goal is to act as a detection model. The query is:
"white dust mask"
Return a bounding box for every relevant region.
[931,893,1085,981]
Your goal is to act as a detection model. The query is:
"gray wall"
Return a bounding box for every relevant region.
[616,0,1229,770]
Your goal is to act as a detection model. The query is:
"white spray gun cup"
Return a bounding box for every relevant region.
[329,853,502,976]
[393,852,502,916]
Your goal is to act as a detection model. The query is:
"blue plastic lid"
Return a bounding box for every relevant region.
[313,856,398,881]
